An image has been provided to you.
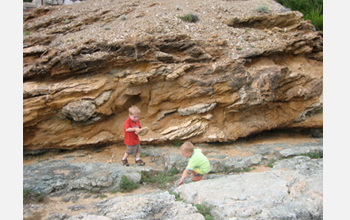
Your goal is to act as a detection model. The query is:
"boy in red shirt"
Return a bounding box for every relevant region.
[121,105,146,166]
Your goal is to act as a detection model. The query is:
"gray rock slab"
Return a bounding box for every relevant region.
[278,145,323,158]
[175,157,323,219]
[221,154,263,171]
[95,191,205,220]
[23,161,152,196]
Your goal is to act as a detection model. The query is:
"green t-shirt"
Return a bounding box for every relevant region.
[186,149,211,174]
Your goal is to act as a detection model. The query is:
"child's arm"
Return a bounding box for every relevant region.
[125,127,141,133]
[178,169,190,186]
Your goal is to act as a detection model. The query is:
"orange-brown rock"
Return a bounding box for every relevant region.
[23,0,322,151]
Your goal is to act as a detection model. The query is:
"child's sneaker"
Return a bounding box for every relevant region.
[192,175,203,181]
[135,159,145,166]
[121,158,129,166]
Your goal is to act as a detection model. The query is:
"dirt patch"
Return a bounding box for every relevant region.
[23,131,319,167]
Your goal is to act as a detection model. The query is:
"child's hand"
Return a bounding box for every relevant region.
[177,180,183,186]
[135,128,141,133]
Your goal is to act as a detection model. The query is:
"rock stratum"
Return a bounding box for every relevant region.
[23,0,323,151]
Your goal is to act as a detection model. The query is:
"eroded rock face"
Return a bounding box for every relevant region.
[23,0,323,151]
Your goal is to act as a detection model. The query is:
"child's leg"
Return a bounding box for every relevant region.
[191,171,202,176]
[122,153,129,160]
[135,151,141,160]
[192,169,203,181]
[122,146,130,166]
[135,145,145,165]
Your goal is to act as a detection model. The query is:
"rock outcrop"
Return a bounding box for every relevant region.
[23,0,323,151]
[176,156,323,219]
[23,138,323,220]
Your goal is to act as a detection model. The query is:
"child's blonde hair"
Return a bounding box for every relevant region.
[129,105,141,115]
[180,141,194,153]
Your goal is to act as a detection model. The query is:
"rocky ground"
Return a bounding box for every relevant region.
[22,0,323,219]
[23,131,323,219]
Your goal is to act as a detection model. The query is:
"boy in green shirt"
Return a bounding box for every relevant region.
[178,142,211,186]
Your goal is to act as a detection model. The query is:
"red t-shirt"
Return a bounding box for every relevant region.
[124,117,141,146]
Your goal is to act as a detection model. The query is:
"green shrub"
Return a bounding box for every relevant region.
[23,188,44,204]
[267,158,276,168]
[275,0,323,30]
[168,190,182,201]
[256,5,269,13]
[304,7,323,30]
[141,170,178,189]
[244,167,251,172]
[178,13,199,23]
[119,175,139,192]
[99,193,107,199]
[300,152,323,159]
[174,138,183,147]
[168,167,179,175]
[195,202,215,220]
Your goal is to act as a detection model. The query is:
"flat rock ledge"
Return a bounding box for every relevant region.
[24,143,322,219]
[23,162,151,196]
[176,156,323,219]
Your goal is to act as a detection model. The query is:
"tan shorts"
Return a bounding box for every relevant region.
[126,143,141,155]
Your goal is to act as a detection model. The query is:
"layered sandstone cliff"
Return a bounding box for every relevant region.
[23,0,323,151]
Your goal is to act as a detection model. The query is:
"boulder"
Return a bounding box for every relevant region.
[175,156,323,219]
[23,0,322,151]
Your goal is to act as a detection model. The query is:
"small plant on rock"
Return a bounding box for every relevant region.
[120,14,127,20]
[267,158,276,168]
[99,193,107,199]
[222,164,231,174]
[300,152,323,159]
[168,190,183,201]
[174,138,183,147]
[195,202,215,220]
[23,188,44,204]
[244,167,252,172]
[141,170,178,189]
[168,166,179,175]
[119,175,139,192]
[256,5,269,13]
[178,13,199,23]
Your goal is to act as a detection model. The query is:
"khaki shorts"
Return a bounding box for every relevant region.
[126,143,141,155]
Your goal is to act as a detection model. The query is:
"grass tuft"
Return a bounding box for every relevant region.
[23,188,44,204]
[195,202,215,220]
[178,13,199,23]
[141,170,178,189]
[300,152,323,159]
[119,175,139,192]
[267,158,276,168]
[256,5,269,13]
